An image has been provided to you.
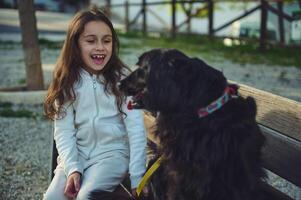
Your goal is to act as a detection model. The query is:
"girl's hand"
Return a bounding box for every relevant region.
[64,172,81,199]
[131,188,138,199]
[131,187,149,199]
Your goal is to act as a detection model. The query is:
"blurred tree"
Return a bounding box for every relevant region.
[82,0,90,7]
[153,0,220,35]
[104,0,111,18]
[67,0,90,10]
[13,0,17,8]
[17,0,44,90]
[179,0,194,33]
[57,0,90,12]
[177,0,218,33]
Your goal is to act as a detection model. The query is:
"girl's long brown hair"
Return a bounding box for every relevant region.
[44,6,129,119]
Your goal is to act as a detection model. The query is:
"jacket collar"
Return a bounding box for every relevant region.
[80,67,105,82]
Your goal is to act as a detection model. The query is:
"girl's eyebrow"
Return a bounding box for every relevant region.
[82,34,112,38]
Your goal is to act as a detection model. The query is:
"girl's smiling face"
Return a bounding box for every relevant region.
[78,20,113,73]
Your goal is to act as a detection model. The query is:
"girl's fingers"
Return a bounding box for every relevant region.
[143,186,149,196]
[131,188,138,199]
[74,175,81,192]
[64,177,77,198]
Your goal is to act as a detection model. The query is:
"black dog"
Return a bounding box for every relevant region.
[118,49,266,200]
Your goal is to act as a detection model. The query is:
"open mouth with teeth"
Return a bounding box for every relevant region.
[127,88,147,110]
[91,54,105,65]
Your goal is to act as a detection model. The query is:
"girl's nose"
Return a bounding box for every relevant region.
[95,41,104,50]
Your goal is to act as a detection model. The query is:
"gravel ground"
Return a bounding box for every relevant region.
[0,105,52,200]
[0,36,301,199]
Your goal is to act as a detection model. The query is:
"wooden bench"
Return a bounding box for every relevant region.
[50,83,301,199]
[237,83,301,200]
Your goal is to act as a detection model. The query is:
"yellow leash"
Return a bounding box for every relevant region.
[136,156,162,196]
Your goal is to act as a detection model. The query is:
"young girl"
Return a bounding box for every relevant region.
[43,7,146,200]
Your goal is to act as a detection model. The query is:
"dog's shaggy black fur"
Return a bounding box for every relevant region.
[118,49,266,200]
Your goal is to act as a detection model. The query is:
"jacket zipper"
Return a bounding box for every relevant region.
[88,75,99,159]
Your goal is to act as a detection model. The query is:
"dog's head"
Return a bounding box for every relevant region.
[119,48,229,115]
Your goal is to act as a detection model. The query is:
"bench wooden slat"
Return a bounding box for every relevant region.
[144,113,301,188]
[238,83,301,142]
[260,181,293,200]
[261,125,301,187]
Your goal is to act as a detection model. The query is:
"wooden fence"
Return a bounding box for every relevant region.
[102,0,300,50]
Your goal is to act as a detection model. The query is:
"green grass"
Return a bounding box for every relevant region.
[38,38,63,49]
[0,39,63,49]
[118,31,301,67]
[0,102,37,118]
[220,42,301,67]
[18,79,26,84]
[0,40,20,50]
[0,102,13,108]
[0,108,35,118]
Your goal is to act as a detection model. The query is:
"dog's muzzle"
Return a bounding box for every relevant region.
[127,88,147,110]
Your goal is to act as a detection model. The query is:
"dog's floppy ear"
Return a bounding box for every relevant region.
[245,96,257,118]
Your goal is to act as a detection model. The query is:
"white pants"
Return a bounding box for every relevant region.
[43,155,129,200]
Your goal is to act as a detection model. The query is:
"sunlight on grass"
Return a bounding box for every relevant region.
[117,32,301,67]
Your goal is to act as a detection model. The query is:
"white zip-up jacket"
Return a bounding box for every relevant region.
[54,69,147,188]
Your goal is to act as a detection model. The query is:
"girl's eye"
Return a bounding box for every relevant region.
[87,40,95,43]
[104,40,112,44]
